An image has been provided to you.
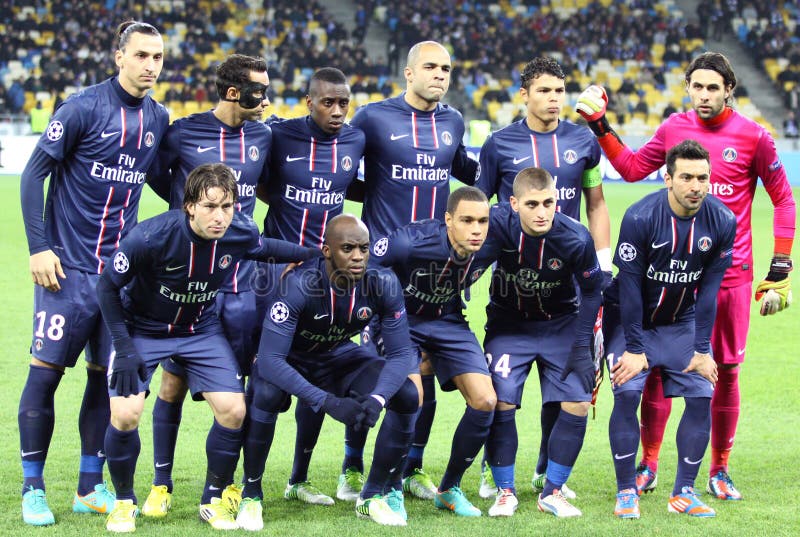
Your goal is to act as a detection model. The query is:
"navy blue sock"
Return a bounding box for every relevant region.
[77,368,110,495]
[439,406,494,491]
[536,402,560,474]
[486,408,517,491]
[543,410,587,494]
[19,364,63,494]
[403,374,436,478]
[673,396,711,495]
[342,425,367,474]
[362,409,415,498]
[609,390,642,492]
[242,406,277,499]
[105,425,140,503]
[152,396,182,492]
[289,400,324,484]
[203,420,244,504]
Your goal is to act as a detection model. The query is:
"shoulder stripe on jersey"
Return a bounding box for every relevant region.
[551,134,560,168]
[188,242,196,277]
[429,186,437,219]
[239,128,245,164]
[95,187,115,274]
[412,112,419,148]
[219,127,226,161]
[309,137,317,172]
[119,108,126,148]
[537,238,545,270]
[331,138,338,173]
[430,113,439,149]
[209,240,217,274]
[299,208,309,245]
[231,261,240,293]
[687,218,695,254]
[670,217,677,254]
[136,109,144,149]
[530,134,539,167]
[518,232,525,264]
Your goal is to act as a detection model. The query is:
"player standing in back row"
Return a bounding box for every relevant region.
[577,51,796,500]
[350,40,478,500]
[18,21,168,526]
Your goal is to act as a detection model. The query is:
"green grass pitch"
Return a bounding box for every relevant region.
[0,175,797,536]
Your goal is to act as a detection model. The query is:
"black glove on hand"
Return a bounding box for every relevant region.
[322,394,366,428]
[358,394,384,428]
[561,345,595,394]
[109,352,147,397]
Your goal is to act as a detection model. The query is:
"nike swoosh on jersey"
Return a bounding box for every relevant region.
[390,133,409,140]
[314,313,329,319]
[101,131,121,138]
[196,146,215,153]
[166,265,187,271]
[651,241,670,249]
[512,156,531,165]
[286,155,306,162]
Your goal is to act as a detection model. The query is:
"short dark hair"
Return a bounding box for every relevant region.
[308,67,348,96]
[512,167,555,198]
[183,163,239,213]
[446,186,488,214]
[665,139,710,177]
[116,21,161,51]
[520,57,565,90]
[686,52,737,102]
[215,54,268,98]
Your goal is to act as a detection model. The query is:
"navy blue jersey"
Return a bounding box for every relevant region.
[103,210,316,336]
[32,77,169,273]
[477,119,601,216]
[614,189,736,329]
[262,116,365,247]
[259,257,414,407]
[487,203,602,321]
[351,94,475,237]
[154,111,272,292]
[370,219,497,318]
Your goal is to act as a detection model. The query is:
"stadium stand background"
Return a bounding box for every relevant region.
[0,0,793,141]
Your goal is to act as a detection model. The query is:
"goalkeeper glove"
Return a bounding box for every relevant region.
[754,257,792,316]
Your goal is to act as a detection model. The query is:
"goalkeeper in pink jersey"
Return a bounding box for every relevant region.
[576,52,796,500]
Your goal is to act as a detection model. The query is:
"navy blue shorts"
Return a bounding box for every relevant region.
[602,303,713,398]
[484,313,591,406]
[409,313,489,392]
[217,290,260,375]
[286,342,385,395]
[31,268,112,368]
[110,330,244,399]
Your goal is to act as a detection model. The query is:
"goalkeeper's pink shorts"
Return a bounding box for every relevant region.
[711,282,751,365]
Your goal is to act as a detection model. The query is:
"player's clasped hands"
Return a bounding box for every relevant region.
[610,351,648,388]
[683,352,718,385]
[29,250,66,292]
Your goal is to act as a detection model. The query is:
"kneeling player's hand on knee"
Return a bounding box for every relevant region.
[322,394,367,429]
[610,351,648,388]
[561,345,595,393]
[755,257,792,316]
[355,393,385,428]
[110,352,147,397]
[683,352,717,385]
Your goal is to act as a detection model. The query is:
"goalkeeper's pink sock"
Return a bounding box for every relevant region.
[640,368,672,473]
[710,366,740,476]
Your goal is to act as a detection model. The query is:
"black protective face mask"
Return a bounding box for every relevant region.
[225,82,268,109]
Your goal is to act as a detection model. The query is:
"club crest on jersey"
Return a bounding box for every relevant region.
[218,254,233,269]
[618,242,636,262]
[34,338,44,351]
[46,120,64,141]
[113,252,129,273]
[357,306,372,320]
[372,237,389,257]
[249,145,260,161]
[341,155,353,171]
[441,131,453,146]
[394,307,406,319]
[470,269,484,282]
[270,301,289,323]
[722,147,737,162]
[697,236,712,252]
[144,131,155,147]
[548,258,563,270]
[563,149,578,164]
